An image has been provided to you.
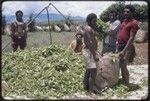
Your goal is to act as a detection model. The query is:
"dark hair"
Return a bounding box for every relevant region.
[125,5,135,13]
[76,32,83,37]
[86,13,97,24]
[110,11,117,16]
[15,10,23,16]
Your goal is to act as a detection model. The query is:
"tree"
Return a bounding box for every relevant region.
[100,2,125,22]
[100,2,148,22]
[28,13,36,32]
[133,4,148,21]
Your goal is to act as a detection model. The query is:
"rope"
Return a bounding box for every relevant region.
[27,3,51,26]
[51,3,73,25]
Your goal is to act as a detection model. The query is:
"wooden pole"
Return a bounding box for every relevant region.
[46,7,52,44]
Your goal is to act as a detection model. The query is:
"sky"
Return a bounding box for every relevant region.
[2,1,147,18]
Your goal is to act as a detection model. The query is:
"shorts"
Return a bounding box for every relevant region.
[117,43,136,63]
[11,36,26,49]
[82,49,97,69]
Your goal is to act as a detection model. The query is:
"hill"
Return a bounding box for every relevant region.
[5,13,85,24]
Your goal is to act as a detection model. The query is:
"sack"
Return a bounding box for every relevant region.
[64,24,70,31]
[54,25,61,32]
[95,53,120,90]
[134,29,147,43]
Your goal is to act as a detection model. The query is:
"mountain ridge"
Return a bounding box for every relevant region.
[5,13,85,23]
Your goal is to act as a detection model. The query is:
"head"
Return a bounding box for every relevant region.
[76,32,83,43]
[109,11,117,22]
[124,5,135,19]
[86,13,97,29]
[15,10,23,21]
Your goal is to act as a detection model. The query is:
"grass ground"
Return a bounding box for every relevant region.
[2,31,148,65]
[2,31,75,52]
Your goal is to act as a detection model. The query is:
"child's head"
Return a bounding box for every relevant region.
[76,31,83,41]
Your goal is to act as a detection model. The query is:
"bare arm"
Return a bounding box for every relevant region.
[108,20,121,36]
[122,31,135,53]
[120,21,139,56]
[23,23,27,38]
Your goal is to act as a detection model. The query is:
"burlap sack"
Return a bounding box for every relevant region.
[134,29,147,43]
[64,24,70,31]
[54,25,61,32]
[95,53,120,91]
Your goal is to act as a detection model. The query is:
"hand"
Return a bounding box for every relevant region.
[94,54,99,62]
[116,41,119,46]
[119,50,125,58]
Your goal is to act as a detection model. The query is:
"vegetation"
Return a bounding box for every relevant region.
[100,2,148,22]
[2,44,147,99]
[1,2,148,99]
[95,19,110,41]
[2,45,85,98]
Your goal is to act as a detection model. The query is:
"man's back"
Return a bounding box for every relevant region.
[102,19,120,54]
[104,20,120,46]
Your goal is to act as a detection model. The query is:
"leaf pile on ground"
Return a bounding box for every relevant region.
[2,45,148,100]
[2,44,85,99]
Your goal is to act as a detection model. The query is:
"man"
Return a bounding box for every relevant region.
[68,29,84,53]
[82,13,99,94]
[10,10,27,52]
[102,11,121,55]
[116,5,139,87]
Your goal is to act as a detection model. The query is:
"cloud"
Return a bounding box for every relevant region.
[2,1,147,18]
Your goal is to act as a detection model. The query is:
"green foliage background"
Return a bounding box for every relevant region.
[100,2,148,22]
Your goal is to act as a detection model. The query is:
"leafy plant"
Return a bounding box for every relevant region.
[95,19,111,41]
[2,44,85,98]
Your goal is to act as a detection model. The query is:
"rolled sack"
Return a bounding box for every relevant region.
[134,29,147,43]
[64,24,70,31]
[43,26,52,31]
[54,25,61,32]
[35,26,43,31]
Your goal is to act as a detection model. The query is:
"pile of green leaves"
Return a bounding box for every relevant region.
[2,45,86,99]
[95,19,111,41]
[104,53,120,63]
[101,84,130,98]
